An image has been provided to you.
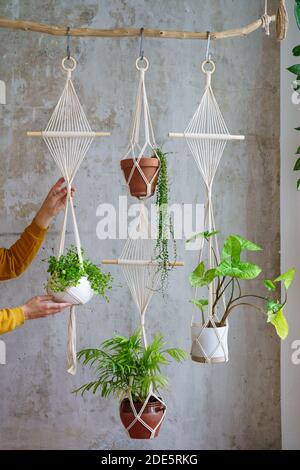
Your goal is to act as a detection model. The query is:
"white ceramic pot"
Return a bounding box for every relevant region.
[47,276,94,305]
[191,322,229,364]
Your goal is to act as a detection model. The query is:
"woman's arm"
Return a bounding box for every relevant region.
[0,178,75,280]
[0,296,72,335]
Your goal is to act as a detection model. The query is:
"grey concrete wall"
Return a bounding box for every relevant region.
[0,0,280,450]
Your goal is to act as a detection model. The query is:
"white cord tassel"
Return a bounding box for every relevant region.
[262,0,272,36]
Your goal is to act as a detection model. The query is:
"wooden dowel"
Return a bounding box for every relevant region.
[0,15,279,41]
[169,132,245,141]
[27,131,111,137]
[102,259,185,267]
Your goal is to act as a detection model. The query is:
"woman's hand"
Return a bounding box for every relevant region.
[21,295,72,320]
[35,178,76,229]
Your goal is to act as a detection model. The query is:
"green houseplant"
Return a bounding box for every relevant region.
[188,232,295,363]
[155,148,176,294]
[46,245,112,304]
[75,329,187,439]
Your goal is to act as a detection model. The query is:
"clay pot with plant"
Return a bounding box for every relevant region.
[45,245,113,306]
[188,231,295,363]
[75,329,187,439]
[120,150,160,199]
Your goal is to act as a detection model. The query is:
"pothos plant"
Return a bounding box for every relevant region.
[154,148,176,294]
[46,245,113,299]
[287,1,300,189]
[188,231,295,339]
[75,329,187,402]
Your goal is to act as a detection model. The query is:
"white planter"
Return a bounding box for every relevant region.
[47,276,94,305]
[191,322,229,364]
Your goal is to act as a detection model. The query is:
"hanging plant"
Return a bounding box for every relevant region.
[287,2,300,189]
[75,329,187,439]
[154,148,177,294]
[188,231,295,344]
[45,246,113,302]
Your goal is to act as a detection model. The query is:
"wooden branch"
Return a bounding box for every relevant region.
[27,131,111,137]
[0,15,277,41]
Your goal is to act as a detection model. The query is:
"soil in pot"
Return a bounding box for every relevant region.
[119,396,165,439]
[120,157,160,199]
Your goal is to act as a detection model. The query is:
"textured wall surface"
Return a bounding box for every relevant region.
[0,0,280,450]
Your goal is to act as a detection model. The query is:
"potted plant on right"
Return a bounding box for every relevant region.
[75,329,187,439]
[187,231,295,363]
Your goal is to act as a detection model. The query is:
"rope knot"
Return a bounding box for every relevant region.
[261,13,272,36]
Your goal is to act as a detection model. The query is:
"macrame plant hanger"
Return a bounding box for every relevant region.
[169,36,245,363]
[27,41,110,375]
[103,41,183,436]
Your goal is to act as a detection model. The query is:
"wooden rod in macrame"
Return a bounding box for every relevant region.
[102,259,185,267]
[27,131,111,137]
[0,12,286,41]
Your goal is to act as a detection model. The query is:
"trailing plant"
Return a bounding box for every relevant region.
[46,245,113,299]
[287,2,300,189]
[75,329,187,402]
[187,231,295,339]
[154,148,177,294]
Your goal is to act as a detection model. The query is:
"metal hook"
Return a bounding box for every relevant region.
[139,27,144,60]
[205,31,211,61]
[66,26,71,60]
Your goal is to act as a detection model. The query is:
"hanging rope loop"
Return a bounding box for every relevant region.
[135,55,149,71]
[201,59,216,75]
[61,55,77,76]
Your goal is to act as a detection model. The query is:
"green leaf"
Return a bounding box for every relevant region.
[186,230,219,243]
[287,64,300,75]
[189,262,205,287]
[221,235,242,263]
[217,259,262,280]
[266,300,283,316]
[297,179,300,191]
[233,235,262,252]
[293,45,300,56]
[191,299,209,313]
[269,309,289,340]
[264,279,276,291]
[296,147,300,155]
[274,268,296,290]
[294,158,300,171]
[295,127,300,131]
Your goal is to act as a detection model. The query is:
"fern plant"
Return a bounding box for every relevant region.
[154,148,177,294]
[75,329,187,402]
[46,245,113,299]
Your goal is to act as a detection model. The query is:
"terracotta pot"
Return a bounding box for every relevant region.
[120,157,160,199]
[47,276,94,305]
[191,322,229,364]
[119,397,165,439]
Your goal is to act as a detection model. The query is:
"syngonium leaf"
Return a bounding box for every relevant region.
[268,309,289,340]
[217,259,262,280]
[266,300,283,316]
[191,299,209,313]
[274,268,296,290]
[221,235,262,264]
[297,179,300,191]
[264,279,276,292]
[186,230,219,243]
[189,263,217,288]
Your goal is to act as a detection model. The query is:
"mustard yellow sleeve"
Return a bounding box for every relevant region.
[0,218,48,280]
[0,307,25,335]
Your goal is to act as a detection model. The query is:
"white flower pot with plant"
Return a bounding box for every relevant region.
[188,231,295,364]
[75,329,187,439]
[45,245,112,304]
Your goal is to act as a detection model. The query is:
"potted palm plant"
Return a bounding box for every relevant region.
[188,232,295,363]
[46,245,113,305]
[75,329,187,439]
